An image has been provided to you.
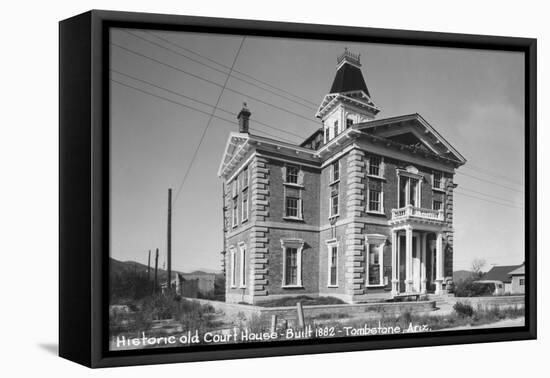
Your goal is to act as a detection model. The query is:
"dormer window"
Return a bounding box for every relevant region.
[346,118,354,128]
[333,120,339,137]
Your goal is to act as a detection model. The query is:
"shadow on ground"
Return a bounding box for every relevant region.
[38,343,58,355]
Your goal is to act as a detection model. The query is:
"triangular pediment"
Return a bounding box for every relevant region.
[315,91,379,120]
[386,132,433,153]
[356,114,466,164]
[217,132,250,177]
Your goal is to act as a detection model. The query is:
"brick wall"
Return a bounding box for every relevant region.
[267,159,320,225]
[223,143,458,303]
[264,228,320,296]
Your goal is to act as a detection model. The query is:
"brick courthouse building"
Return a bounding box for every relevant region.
[218,50,466,304]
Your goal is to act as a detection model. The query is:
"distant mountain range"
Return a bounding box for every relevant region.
[109,257,222,279]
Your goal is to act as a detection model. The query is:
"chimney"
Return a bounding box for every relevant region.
[237,102,251,133]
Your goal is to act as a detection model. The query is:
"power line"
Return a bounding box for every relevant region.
[462,164,523,186]
[143,30,319,107]
[457,171,524,194]
[454,190,523,210]
[110,77,298,145]
[459,186,524,205]
[122,30,318,111]
[110,69,308,140]
[112,73,526,204]
[111,42,321,126]
[173,35,245,203]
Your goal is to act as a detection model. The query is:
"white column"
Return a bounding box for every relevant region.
[421,233,427,294]
[405,227,413,293]
[378,242,384,287]
[435,232,444,294]
[391,230,398,295]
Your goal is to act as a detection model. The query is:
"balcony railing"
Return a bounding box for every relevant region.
[391,204,444,222]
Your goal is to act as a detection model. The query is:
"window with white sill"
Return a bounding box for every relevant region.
[284,186,303,219]
[229,248,237,288]
[242,189,248,222]
[328,244,338,287]
[366,243,384,286]
[239,243,246,288]
[367,180,384,214]
[232,198,238,227]
[331,160,340,183]
[281,238,304,288]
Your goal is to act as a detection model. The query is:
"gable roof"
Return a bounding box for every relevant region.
[217,132,320,178]
[330,62,370,96]
[482,265,522,283]
[508,265,525,276]
[217,132,250,177]
[355,113,467,165]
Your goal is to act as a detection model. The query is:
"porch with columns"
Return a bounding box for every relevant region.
[390,226,446,296]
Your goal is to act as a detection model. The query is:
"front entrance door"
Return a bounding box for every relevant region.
[412,235,420,292]
[399,235,406,292]
[397,233,422,294]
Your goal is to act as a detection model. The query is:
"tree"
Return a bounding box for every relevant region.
[471,258,487,280]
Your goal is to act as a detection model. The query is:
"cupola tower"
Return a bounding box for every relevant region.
[316,48,380,143]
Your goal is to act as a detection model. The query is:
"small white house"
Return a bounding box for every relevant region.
[476,264,525,295]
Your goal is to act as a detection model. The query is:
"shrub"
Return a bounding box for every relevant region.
[453,301,474,318]
[454,277,494,297]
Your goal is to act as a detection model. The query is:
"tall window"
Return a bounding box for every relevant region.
[324,127,329,143]
[284,166,303,219]
[331,160,340,182]
[368,189,382,213]
[231,179,238,197]
[242,166,249,189]
[242,189,248,221]
[367,244,381,285]
[433,171,443,190]
[330,184,339,217]
[285,196,299,217]
[433,200,442,211]
[230,248,237,288]
[284,186,302,219]
[286,165,299,184]
[399,176,420,207]
[239,244,246,287]
[333,120,339,136]
[328,245,338,286]
[282,239,303,287]
[232,199,238,227]
[231,179,239,227]
[368,155,382,176]
[285,248,298,286]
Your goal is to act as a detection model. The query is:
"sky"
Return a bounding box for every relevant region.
[109,28,525,273]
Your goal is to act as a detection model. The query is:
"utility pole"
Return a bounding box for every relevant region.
[147,249,151,281]
[154,248,159,294]
[167,188,172,292]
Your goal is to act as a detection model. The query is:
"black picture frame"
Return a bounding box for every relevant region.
[59,9,537,368]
